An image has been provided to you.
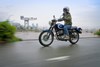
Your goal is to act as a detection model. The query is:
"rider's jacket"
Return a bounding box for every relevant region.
[63,12,72,25]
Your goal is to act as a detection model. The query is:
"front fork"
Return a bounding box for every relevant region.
[43,27,54,38]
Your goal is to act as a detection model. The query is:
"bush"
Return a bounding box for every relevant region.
[94,30,100,36]
[0,20,22,43]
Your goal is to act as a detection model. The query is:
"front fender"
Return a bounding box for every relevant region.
[43,29,54,36]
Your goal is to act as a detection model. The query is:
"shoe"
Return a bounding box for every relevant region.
[64,35,69,39]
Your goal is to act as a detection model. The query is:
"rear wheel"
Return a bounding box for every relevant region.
[69,31,79,44]
[39,31,54,47]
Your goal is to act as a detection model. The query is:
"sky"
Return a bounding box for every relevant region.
[0,0,100,29]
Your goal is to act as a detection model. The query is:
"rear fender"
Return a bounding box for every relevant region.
[75,28,82,33]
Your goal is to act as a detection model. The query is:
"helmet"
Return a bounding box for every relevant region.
[63,7,69,12]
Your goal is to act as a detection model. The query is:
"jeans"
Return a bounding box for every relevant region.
[64,25,71,36]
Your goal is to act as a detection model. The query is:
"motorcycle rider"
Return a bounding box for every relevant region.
[58,7,72,39]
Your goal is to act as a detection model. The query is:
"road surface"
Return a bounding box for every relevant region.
[0,38,100,67]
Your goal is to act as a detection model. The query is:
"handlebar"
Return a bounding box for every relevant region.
[52,15,63,22]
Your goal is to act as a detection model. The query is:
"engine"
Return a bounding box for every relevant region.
[55,23,64,36]
[57,30,64,35]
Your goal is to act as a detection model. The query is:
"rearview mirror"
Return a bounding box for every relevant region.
[53,15,55,19]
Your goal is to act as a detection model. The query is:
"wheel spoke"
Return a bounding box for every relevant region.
[39,31,54,47]
[69,32,79,44]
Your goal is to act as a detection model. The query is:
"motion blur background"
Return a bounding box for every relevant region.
[0,0,100,30]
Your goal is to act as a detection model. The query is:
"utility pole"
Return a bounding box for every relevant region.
[20,16,37,30]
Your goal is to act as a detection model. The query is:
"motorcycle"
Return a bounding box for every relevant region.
[39,15,82,47]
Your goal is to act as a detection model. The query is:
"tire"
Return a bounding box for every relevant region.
[39,31,54,47]
[69,32,79,44]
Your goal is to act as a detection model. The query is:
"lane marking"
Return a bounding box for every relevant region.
[45,56,70,61]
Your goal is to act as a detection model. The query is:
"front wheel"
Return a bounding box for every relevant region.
[69,32,79,44]
[39,31,54,47]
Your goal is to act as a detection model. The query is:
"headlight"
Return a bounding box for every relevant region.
[49,21,52,25]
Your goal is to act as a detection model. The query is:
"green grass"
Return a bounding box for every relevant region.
[6,36,22,43]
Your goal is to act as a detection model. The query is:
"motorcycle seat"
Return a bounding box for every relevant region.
[69,26,77,29]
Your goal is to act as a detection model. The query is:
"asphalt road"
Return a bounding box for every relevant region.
[0,38,100,67]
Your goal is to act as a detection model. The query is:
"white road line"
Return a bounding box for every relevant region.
[45,56,70,61]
